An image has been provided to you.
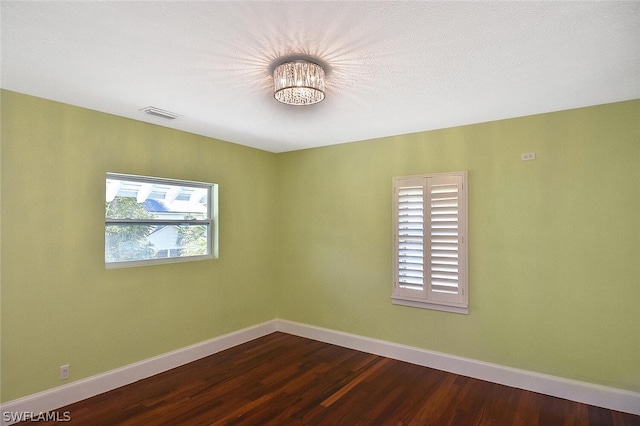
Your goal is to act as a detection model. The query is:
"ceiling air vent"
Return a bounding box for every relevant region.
[139,106,182,120]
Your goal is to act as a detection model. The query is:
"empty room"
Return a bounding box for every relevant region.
[1,1,639,425]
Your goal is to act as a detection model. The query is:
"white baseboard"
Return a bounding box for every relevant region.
[0,321,278,426]
[2,318,638,425]
[274,319,640,416]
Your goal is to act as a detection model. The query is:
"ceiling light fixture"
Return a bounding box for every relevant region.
[273,60,325,106]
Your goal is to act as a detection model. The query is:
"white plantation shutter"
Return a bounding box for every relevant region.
[427,175,465,305]
[393,172,468,314]
[396,179,427,297]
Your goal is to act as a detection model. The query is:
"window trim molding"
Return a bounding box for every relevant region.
[392,171,468,314]
[105,172,218,269]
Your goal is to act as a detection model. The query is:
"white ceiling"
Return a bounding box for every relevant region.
[2,1,639,153]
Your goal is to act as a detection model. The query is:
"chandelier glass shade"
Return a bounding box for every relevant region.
[273,60,325,105]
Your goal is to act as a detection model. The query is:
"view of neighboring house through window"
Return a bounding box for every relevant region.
[105,173,217,268]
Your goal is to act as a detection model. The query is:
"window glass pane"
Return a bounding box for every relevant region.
[105,223,209,263]
[106,178,209,219]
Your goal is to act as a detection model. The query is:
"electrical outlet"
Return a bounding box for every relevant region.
[60,364,70,380]
[521,152,536,161]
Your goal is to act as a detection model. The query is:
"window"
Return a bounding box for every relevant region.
[105,173,217,268]
[392,172,468,314]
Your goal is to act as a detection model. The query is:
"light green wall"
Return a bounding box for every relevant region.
[2,91,639,402]
[276,99,640,392]
[0,90,279,401]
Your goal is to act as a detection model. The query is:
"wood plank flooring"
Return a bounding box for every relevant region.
[15,332,640,425]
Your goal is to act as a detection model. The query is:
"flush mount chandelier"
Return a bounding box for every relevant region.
[273,60,325,106]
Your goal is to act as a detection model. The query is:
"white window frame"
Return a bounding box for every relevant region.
[392,171,468,314]
[105,172,218,269]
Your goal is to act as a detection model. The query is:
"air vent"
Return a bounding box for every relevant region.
[139,106,182,120]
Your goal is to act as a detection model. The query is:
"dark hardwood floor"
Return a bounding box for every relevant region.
[16,332,640,425]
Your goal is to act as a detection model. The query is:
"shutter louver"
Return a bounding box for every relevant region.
[429,181,460,296]
[397,186,425,291]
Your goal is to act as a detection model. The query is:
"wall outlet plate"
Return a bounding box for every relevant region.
[60,364,70,380]
[521,152,536,160]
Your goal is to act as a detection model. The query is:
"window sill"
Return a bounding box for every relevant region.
[391,297,469,315]
[106,254,214,269]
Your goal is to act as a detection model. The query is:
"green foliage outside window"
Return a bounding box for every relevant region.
[105,196,156,262]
